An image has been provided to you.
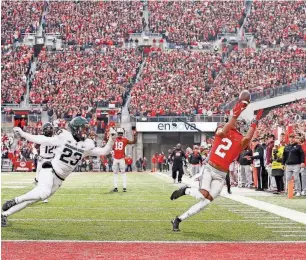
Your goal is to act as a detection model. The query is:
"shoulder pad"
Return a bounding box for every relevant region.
[57,129,72,138]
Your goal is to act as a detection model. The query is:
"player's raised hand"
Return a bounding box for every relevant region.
[13,127,23,136]
[251,109,264,128]
[13,127,23,139]
[109,127,117,141]
[232,101,249,118]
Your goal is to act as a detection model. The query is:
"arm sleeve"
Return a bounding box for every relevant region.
[21,132,60,146]
[282,148,288,165]
[87,142,113,156]
[299,146,305,163]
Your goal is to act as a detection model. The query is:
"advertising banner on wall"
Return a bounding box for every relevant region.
[14,161,34,172]
[136,122,218,132]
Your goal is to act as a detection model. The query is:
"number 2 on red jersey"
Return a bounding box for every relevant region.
[215,138,232,158]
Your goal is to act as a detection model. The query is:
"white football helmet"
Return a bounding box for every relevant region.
[117,128,124,137]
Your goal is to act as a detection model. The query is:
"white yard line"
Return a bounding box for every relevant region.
[281,235,306,237]
[273,231,306,233]
[9,218,285,223]
[155,172,306,226]
[1,186,27,189]
[265,226,306,229]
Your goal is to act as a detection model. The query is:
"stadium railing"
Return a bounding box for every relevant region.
[134,115,225,123]
[223,81,306,111]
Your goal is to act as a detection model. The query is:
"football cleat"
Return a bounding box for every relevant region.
[171,217,181,232]
[42,199,48,203]
[123,188,127,192]
[2,199,16,211]
[170,185,188,200]
[1,215,8,227]
[113,188,118,192]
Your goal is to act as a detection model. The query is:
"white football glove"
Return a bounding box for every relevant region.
[109,127,117,142]
[13,127,24,138]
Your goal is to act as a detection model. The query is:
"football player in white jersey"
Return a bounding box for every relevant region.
[34,123,56,203]
[1,117,116,227]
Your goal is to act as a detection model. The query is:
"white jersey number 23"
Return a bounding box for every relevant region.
[215,138,232,158]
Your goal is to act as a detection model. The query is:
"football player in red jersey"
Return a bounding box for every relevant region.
[112,128,137,192]
[170,100,263,231]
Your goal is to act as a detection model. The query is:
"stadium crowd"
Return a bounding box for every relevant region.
[1,0,43,45]
[129,47,305,116]
[30,48,142,118]
[213,47,306,105]
[130,50,223,116]
[244,0,306,47]
[149,0,246,45]
[1,46,33,104]
[44,1,143,46]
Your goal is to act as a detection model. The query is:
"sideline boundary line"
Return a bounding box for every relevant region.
[155,172,306,225]
[2,240,306,243]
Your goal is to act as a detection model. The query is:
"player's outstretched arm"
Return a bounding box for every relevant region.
[13,127,60,146]
[88,128,117,156]
[217,101,249,137]
[127,131,137,144]
[241,109,263,149]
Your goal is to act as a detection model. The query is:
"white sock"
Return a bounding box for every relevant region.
[185,187,205,200]
[114,173,118,188]
[122,173,127,189]
[3,200,37,217]
[179,199,211,221]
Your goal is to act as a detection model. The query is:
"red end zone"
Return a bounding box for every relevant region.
[2,241,306,260]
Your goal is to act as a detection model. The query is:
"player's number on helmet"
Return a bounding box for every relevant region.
[215,138,232,158]
[115,141,124,150]
[60,148,82,166]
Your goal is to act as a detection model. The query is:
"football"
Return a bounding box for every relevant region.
[239,90,251,103]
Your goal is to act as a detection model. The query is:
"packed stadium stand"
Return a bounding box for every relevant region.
[1,46,33,104]
[130,50,223,116]
[44,1,144,45]
[244,0,306,47]
[148,0,246,44]
[29,48,142,117]
[1,0,43,45]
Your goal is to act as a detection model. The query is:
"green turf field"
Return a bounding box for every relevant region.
[2,172,306,241]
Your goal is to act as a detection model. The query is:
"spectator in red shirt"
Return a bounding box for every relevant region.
[125,155,133,172]
[151,153,158,172]
[158,153,165,172]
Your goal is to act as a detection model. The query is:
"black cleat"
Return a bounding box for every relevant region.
[2,199,16,211]
[1,215,8,227]
[170,185,188,200]
[171,217,181,232]
[123,188,127,192]
[113,188,118,192]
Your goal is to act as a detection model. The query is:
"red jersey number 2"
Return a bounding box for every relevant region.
[115,141,124,150]
[214,138,232,158]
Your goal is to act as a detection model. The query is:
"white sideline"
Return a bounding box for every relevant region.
[155,172,306,226]
[2,240,306,243]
